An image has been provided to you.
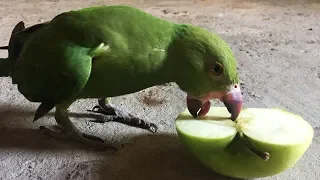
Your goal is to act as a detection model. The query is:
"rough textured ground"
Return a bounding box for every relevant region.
[0,0,319,179]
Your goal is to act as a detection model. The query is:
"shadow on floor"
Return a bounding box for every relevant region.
[103,134,241,180]
[0,127,117,155]
[0,104,240,179]
[0,103,113,153]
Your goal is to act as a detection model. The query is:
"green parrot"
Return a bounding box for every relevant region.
[0,5,242,149]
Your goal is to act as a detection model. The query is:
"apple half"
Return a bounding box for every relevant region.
[175,107,314,179]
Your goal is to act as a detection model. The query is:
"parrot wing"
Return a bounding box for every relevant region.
[12,23,94,120]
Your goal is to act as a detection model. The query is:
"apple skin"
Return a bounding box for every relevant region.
[175,108,314,179]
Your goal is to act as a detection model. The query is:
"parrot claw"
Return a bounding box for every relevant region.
[148,124,157,133]
[91,105,104,113]
[88,99,158,133]
[89,105,116,115]
[39,125,117,150]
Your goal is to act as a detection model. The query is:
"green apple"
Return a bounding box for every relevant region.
[175,107,314,179]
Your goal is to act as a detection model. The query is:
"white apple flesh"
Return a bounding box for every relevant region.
[175,107,314,179]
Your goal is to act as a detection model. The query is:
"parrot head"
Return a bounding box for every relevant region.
[170,24,243,121]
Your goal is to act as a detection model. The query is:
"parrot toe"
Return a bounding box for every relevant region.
[39,125,117,150]
[87,100,158,133]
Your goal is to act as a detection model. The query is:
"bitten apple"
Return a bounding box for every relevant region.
[175,107,314,179]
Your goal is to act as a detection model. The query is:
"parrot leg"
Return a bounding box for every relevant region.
[40,103,117,150]
[88,97,158,133]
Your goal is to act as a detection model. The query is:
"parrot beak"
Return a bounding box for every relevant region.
[221,84,243,120]
[186,84,243,121]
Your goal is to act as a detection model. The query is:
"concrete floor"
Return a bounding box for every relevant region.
[0,0,319,179]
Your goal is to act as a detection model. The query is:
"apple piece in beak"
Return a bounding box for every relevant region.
[186,84,243,121]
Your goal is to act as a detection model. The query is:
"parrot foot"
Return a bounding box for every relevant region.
[39,125,117,151]
[87,100,158,133]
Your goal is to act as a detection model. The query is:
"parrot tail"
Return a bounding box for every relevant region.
[0,46,9,49]
[0,21,25,77]
[0,21,49,78]
[0,57,11,77]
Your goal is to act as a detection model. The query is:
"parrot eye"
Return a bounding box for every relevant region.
[211,62,223,76]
